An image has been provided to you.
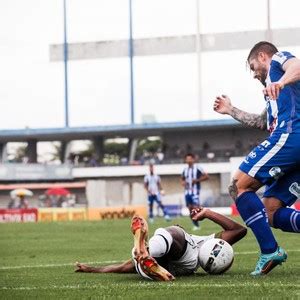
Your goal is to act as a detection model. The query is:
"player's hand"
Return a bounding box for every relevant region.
[160,190,165,196]
[263,81,284,100]
[213,95,233,115]
[191,207,208,221]
[75,262,89,272]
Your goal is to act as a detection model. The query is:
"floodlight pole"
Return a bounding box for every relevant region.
[196,0,202,120]
[129,0,135,124]
[266,0,272,42]
[63,0,69,127]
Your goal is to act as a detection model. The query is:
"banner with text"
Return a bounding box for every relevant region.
[88,205,147,220]
[38,208,87,222]
[0,208,38,223]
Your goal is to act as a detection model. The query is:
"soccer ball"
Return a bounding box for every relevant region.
[199,238,234,274]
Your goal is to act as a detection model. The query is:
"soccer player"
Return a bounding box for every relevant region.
[144,163,170,223]
[181,153,209,230]
[213,41,300,275]
[75,208,247,280]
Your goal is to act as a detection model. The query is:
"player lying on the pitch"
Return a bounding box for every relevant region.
[75,208,247,281]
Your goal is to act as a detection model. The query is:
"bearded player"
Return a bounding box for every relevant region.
[214,41,300,275]
[75,208,246,280]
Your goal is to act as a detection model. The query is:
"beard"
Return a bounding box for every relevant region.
[258,66,268,87]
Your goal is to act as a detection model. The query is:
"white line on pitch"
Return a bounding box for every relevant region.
[235,249,300,255]
[1,249,299,270]
[1,283,299,291]
[0,260,121,270]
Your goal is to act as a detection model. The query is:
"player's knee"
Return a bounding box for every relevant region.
[149,228,173,258]
[228,172,261,201]
[228,178,239,201]
[265,208,276,227]
[264,197,285,227]
[265,205,283,227]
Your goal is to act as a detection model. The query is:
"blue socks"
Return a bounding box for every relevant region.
[149,205,154,219]
[236,191,278,254]
[273,207,300,232]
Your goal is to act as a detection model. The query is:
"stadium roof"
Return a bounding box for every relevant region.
[0,119,241,142]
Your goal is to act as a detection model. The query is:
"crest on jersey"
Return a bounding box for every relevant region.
[289,182,300,198]
[269,166,283,180]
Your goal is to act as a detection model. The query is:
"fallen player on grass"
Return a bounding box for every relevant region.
[75,207,247,280]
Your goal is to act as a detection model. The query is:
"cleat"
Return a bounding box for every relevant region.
[139,256,175,281]
[251,247,287,276]
[131,216,149,259]
[131,215,175,281]
[164,215,171,222]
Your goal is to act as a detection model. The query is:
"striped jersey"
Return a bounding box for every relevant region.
[144,174,161,195]
[181,165,204,195]
[266,51,300,135]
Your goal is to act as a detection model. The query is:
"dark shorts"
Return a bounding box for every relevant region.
[148,194,162,205]
[185,194,200,207]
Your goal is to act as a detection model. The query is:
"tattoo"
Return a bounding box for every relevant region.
[231,107,267,130]
[228,178,238,201]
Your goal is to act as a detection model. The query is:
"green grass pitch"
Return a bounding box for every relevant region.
[0,217,299,299]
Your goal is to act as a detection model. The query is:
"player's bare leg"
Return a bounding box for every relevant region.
[131,215,175,281]
[131,215,149,259]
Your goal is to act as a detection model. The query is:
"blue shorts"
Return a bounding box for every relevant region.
[185,194,200,207]
[148,194,162,205]
[239,132,300,206]
[263,169,300,206]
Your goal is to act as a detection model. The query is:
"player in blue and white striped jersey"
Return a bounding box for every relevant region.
[214,41,300,276]
[181,153,209,230]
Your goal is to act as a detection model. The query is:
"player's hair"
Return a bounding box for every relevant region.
[185,153,195,158]
[247,41,278,63]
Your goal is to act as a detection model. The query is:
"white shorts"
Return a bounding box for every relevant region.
[166,231,215,276]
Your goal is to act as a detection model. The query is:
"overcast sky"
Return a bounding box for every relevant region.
[0,0,300,130]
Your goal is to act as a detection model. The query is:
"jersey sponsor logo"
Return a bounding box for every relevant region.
[289,182,300,198]
[268,166,283,179]
[244,151,256,163]
[261,140,271,148]
[243,157,249,164]
[249,151,256,159]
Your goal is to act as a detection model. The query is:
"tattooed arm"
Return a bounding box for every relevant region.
[213,95,267,131]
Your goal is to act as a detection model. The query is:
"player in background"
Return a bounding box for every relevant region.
[213,41,300,275]
[181,153,209,231]
[144,163,170,223]
[75,208,247,280]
